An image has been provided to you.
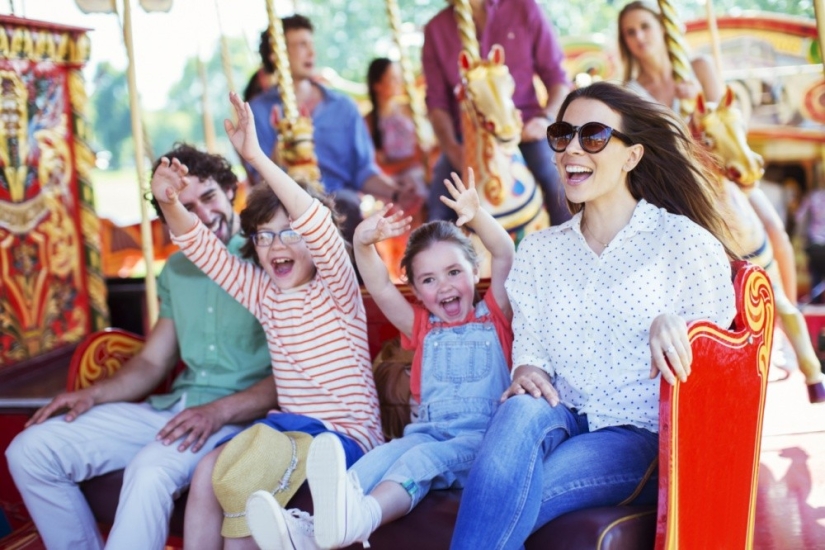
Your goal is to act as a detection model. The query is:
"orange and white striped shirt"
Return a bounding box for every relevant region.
[172,200,383,452]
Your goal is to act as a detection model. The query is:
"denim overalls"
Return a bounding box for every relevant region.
[351,300,510,508]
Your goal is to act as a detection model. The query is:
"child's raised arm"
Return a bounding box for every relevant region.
[440,169,514,318]
[149,157,198,236]
[224,91,311,219]
[352,205,415,337]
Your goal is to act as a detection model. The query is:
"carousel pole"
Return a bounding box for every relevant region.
[214,0,236,95]
[198,56,218,153]
[385,0,430,151]
[264,0,297,121]
[122,0,158,325]
[815,0,825,78]
[705,0,724,78]
[814,0,825,182]
[263,0,323,191]
[452,0,480,61]
[657,0,695,116]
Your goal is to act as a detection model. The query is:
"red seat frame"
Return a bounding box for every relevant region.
[63,262,773,549]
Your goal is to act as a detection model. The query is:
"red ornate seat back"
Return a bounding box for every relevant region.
[66,328,179,395]
[656,260,773,549]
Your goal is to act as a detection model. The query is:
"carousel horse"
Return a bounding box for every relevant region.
[456,45,548,272]
[271,109,324,193]
[690,87,825,403]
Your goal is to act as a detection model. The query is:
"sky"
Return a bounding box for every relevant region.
[3,0,287,110]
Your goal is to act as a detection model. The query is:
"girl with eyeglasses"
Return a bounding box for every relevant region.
[450,81,738,549]
[150,92,384,550]
[245,168,515,549]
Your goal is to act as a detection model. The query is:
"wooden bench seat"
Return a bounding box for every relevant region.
[60,261,774,548]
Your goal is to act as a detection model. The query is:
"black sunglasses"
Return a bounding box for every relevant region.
[546,121,634,153]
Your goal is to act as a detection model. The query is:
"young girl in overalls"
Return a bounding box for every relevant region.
[246,169,515,550]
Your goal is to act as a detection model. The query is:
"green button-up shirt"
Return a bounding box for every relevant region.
[148,234,270,410]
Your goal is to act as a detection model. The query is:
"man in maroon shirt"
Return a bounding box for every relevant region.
[422,0,572,225]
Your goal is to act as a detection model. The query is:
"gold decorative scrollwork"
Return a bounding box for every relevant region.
[74,333,144,390]
[742,266,774,379]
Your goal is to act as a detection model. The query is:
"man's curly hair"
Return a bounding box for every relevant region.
[148,143,238,223]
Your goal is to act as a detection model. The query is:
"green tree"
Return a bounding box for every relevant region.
[88,62,132,169]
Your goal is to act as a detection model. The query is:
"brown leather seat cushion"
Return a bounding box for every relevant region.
[82,473,654,549]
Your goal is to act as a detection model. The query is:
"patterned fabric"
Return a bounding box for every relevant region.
[172,200,383,452]
[379,109,417,162]
[505,200,736,432]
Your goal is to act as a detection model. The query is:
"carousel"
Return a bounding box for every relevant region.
[0,0,824,547]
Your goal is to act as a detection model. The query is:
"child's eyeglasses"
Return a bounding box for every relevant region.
[546,121,634,153]
[250,229,302,247]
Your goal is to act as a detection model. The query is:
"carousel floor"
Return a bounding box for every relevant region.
[1,366,823,550]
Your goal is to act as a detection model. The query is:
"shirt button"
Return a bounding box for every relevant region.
[200,370,207,377]
[207,307,214,313]
[433,342,438,347]
[209,344,215,351]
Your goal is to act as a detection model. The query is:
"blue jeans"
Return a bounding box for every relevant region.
[450,395,659,550]
[427,139,571,226]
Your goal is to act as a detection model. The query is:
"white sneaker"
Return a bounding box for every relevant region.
[307,433,374,548]
[246,490,320,550]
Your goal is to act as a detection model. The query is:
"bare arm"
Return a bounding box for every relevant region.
[225,92,311,219]
[440,169,514,318]
[26,318,180,426]
[429,108,462,169]
[691,56,723,104]
[749,187,797,302]
[353,205,415,337]
[544,83,571,122]
[156,374,278,453]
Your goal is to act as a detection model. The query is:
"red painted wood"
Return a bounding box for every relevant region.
[0,413,35,531]
[656,262,772,549]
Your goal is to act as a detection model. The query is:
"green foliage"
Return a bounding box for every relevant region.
[86,0,816,166]
[88,61,132,169]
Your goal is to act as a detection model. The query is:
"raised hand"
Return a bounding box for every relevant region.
[150,156,190,205]
[440,168,480,227]
[354,204,412,247]
[224,91,262,162]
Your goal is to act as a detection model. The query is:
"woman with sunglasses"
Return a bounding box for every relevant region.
[450,81,737,549]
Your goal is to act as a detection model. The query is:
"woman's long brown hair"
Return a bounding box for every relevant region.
[556,81,737,258]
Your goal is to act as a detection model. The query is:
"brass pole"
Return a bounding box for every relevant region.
[705,0,724,78]
[122,0,158,326]
[214,0,236,95]
[198,56,218,153]
[452,0,479,60]
[657,0,695,116]
[385,0,430,150]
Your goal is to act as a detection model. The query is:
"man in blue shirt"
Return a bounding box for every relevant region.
[249,15,420,240]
